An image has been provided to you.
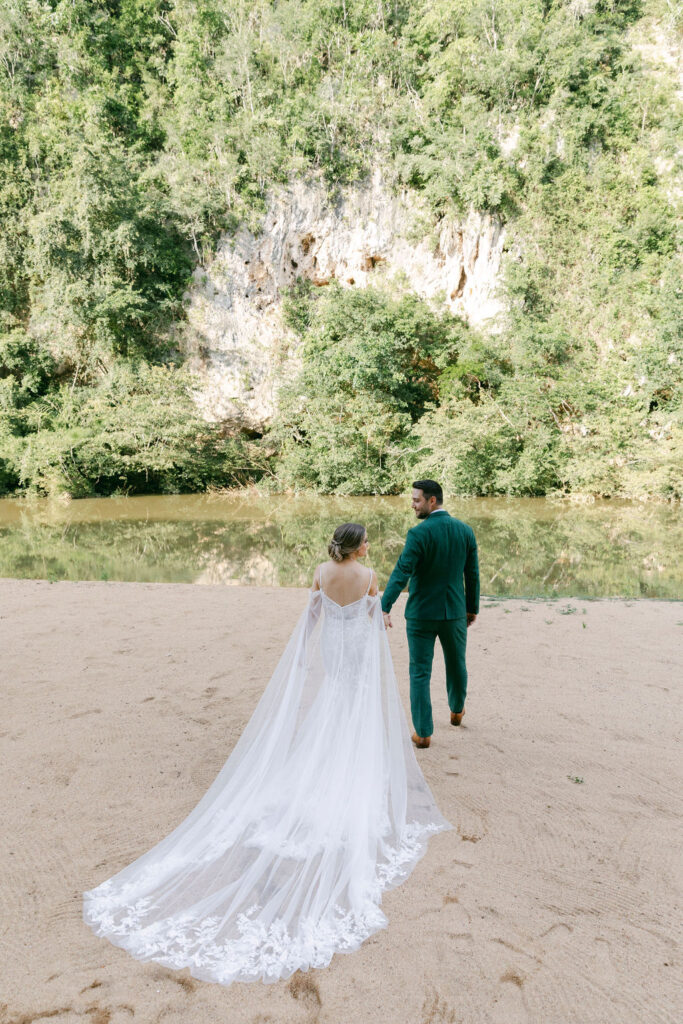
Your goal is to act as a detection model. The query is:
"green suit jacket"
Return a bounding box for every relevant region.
[381,510,480,620]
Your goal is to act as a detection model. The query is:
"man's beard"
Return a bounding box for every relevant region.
[415,510,430,519]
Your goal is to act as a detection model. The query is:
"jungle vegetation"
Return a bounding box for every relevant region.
[0,0,680,498]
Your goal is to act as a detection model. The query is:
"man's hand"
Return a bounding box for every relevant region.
[383,612,393,629]
[466,612,477,628]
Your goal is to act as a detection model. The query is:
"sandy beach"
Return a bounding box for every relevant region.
[1,579,680,1024]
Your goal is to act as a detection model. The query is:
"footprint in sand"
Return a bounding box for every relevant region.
[539,921,573,949]
[490,970,529,1024]
[288,972,322,1018]
[79,980,103,993]
[593,936,618,983]
[442,893,471,931]
[420,992,458,1024]
[150,966,198,993]
[452,858,474,869]
[458,830,482,843]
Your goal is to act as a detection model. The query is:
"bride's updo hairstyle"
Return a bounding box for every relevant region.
[328,522,366,563]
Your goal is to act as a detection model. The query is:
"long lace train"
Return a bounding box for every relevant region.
[83,589,451,984]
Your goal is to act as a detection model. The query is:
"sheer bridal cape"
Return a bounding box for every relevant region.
[83,577,451,985]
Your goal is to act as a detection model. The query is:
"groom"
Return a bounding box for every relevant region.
[382,480,480,749]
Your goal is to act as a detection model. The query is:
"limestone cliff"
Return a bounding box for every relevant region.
[181,172,506,429]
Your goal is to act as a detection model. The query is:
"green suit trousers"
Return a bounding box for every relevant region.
[406,618,468,738]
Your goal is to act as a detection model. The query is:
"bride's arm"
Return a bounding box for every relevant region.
[302,565,322,637]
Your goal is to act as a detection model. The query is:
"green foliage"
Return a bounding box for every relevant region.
[389,0,682,500]
[0,362,267,497]
[272,284,470,493]
[0,330,55,408]
[0,0,680,499]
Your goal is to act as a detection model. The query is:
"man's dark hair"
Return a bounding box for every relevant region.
[412,479,443,504]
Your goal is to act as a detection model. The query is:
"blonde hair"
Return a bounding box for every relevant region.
[328,522,366,562]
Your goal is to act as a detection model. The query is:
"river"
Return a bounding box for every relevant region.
[0,493,679,599]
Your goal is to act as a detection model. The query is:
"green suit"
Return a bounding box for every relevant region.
[381,510,480,737]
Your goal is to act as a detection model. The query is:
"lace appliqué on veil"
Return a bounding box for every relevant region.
[83,588,452,985]
[84,822,444,984]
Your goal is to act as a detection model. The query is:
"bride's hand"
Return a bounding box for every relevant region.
[383,612,393,629]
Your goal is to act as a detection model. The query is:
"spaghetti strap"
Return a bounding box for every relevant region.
[364,567,373,596]
[319,564,325,594]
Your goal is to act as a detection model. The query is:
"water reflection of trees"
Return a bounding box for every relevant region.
[0,497,679,598]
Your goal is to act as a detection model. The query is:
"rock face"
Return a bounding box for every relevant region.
[182,171,505,428]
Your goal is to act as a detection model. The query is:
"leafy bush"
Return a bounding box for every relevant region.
[0,362,267,497]
[272,284,470,493]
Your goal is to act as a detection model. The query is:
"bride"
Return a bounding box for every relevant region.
[83,523,451,985]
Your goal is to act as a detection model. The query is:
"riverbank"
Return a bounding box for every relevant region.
[1,580,680,1024]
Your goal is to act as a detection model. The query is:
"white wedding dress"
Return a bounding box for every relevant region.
[83,571,451,985]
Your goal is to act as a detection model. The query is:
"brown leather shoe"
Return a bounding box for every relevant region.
[450,708,465,726]
[412,732,431,749]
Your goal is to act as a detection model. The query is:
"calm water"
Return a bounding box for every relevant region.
[0,494,680,599]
